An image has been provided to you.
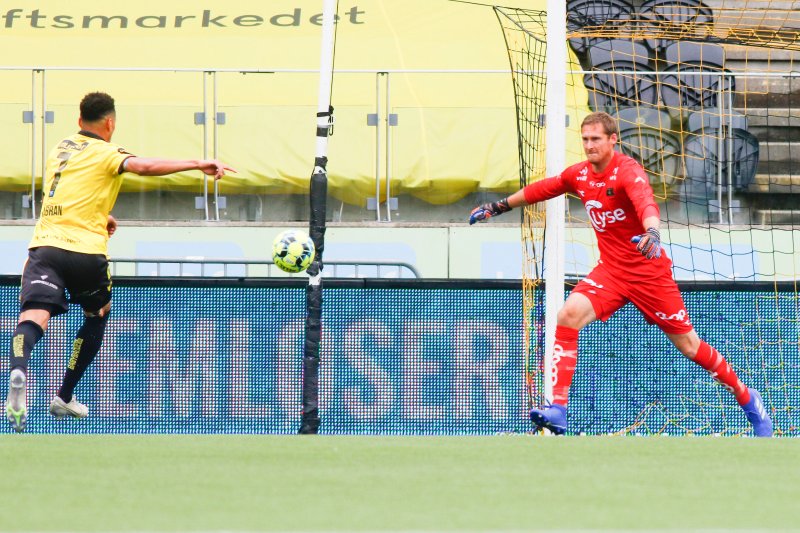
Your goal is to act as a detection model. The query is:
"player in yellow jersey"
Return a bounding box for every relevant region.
[5,92,236,432]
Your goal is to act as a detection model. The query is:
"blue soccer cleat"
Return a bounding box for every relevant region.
[742,388,773,438]
[529,403,568,435]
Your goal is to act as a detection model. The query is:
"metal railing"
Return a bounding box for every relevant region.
[109,257,421,278]
[0,66,510,223]
[2,66,795,225]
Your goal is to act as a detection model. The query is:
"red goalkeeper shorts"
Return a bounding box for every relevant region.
[571,262,693,335]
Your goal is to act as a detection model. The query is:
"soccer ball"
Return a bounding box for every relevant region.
[272,230,315,273]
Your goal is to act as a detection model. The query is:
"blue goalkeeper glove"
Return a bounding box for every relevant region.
[469,198,512,225]
[631,228,662,259]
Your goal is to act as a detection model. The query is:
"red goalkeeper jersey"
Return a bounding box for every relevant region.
[523,151,671,279]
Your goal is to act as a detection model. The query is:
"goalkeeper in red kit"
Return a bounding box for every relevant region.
[470,111,773,437]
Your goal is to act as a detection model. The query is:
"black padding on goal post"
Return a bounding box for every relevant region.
[299,165,328,435]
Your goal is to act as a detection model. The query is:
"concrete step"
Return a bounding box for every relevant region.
[742,108,800,126]
[725,48,800,63]
[754,141,798,163]
[753,208,800,226]
[747,174,800,193]
[756,162,798,176]
[748,127,799,143]
[735,86,800,107]
[731,108,800,142]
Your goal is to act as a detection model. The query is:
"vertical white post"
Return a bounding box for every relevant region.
[213,71,221,221]
[726,77,734,225]
[41,70,47,204]
[544,0,567,405]
[374,73,382,221]
[202,72,210,221]
[30,70,37,219]
[385,73,392,222]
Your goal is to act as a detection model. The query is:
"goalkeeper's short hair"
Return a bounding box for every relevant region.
[581,111,619,137]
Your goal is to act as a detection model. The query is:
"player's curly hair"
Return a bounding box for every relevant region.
[80,92,115,122]
[581,111,619,137]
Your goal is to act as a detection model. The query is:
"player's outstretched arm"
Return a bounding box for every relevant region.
[468,188,533,224]
[123,158,237,180]
[468,176,570,225]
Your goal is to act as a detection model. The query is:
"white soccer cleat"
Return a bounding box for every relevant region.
[6,368,27,433]
[49,395,89,419]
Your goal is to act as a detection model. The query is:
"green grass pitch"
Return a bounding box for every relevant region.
[0,435,797,532]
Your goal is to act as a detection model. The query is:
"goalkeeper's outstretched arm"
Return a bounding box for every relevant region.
[469,175,569,224]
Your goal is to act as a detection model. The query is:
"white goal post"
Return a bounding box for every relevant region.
[543,0,567,406]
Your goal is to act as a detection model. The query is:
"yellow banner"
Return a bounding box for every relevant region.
[0,1,589,204]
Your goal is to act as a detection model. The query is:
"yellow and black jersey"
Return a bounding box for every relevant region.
[29,131,133,255]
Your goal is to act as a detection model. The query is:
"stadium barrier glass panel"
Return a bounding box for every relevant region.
[0,70,39,220]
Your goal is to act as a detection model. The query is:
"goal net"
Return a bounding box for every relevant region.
[496,1,800,436]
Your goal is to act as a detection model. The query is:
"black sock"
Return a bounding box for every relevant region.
[58,315,108,402]
[10,320,44,373]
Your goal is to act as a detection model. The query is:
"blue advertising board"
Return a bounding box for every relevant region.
[0,280,796,436]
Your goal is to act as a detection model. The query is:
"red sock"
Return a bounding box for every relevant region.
[693,340,750,406]
[552,325,579,406]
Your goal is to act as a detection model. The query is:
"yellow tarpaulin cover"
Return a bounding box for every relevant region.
[0,1,589,205]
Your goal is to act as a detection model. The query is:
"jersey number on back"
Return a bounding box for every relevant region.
[49,151,72,198]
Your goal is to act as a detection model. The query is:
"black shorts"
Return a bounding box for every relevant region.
[20,246,112,316]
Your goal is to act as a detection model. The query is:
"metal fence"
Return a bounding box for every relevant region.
[0,66,796,225]
[110,257,421,278]
[0,66,513,224]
